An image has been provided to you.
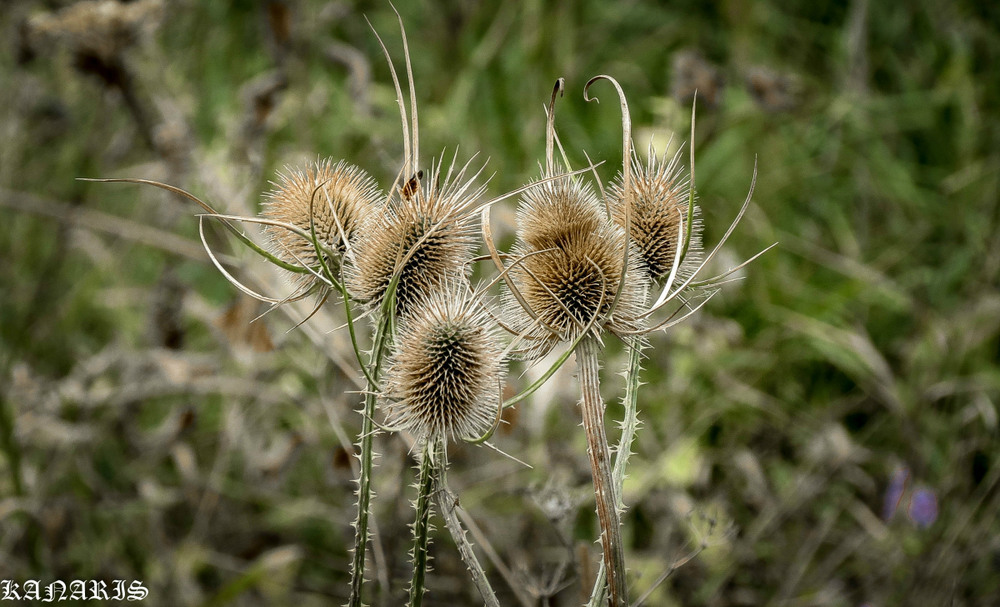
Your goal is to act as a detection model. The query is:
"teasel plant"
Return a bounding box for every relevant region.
[344,13,582,604]
[84,10,587,604]
[75,13,453,604]
[355,21,600,604]
[480,75,774,606]
[375,283,507,606]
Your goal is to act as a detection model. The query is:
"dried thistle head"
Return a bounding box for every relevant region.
[587,75,767,337]
[381,286,503,443]
[261,158,382,289]
[493,79,648,359]
[607,147,703,282]
[504,175,648,359]
[492,74,762,353]
[347,159,483,319]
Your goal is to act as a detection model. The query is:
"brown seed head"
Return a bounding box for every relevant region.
[347,162,481,318]
[382,287,503,443]
[607,149,703,282]
[261,158,382,287]
[505,176,648,359]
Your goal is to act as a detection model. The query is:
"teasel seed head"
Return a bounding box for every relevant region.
[505,175,649,359]
[347,159,482,319]
[381,286,503,443]
[607,147,703,282]
[261,158,382,288]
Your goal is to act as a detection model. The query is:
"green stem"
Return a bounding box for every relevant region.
[348,316,390,607]
[408,440,438,607]
[589,336,644,607]
[578,337,628,607]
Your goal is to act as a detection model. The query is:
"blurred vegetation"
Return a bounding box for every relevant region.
[1,0,999,605]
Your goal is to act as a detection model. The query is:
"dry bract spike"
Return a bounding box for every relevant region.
[381,287,503,443]
[261,158,382,289]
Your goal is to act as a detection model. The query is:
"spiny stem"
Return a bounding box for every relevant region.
[408,440,438,607]
[589,336,644,607]
[436,467,500,607]
[349,316,391,607]
[578,336,628,607]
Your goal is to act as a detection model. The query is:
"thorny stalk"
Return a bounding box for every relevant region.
[408,440,439,607]
[436,467,501,607]
[349,314,391,607]
[589,335,644,607]
[578,336,628,607]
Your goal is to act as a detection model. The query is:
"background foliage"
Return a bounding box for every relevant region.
[1,0,998,605]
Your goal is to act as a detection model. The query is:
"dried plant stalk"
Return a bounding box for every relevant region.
[590,335,644,607]
[578,336,628,606]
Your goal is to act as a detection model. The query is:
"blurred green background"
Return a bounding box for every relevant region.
[1,0,998,605]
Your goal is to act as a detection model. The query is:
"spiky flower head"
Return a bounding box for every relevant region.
[261,158,382,288]
[504,175,649,359]
[347,160,482,319]
[606,148,703,282]
[381,286,503,443]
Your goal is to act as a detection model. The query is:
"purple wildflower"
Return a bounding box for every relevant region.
[907,488,938,528]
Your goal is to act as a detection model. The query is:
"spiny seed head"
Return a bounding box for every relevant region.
[347,163,481,319]
[382,288,503,443]
[261,158,382,287]
[607,149,703,282]
[505,176,648,359]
